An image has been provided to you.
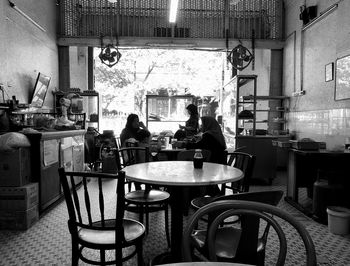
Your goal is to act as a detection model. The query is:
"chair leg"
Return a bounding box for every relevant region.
[100,249,106,265]
[164,204,170,248]
[136,241,144,266]
[71,239,79,266]
[145,205,149,234]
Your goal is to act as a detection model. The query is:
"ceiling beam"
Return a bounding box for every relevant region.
[57,36,284,50]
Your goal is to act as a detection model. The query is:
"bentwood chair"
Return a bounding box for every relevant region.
[190,190,284,265]
[191,151,256,213]
[183,200,317,266]
[118,146,171,247]
[221,151,256,194]
[58,168,145,265]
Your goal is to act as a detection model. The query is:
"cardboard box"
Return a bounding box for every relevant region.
[0,205,39,230]
[0,148,31,186]
[0,183,38,211]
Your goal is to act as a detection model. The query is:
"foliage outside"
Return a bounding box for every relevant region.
[94,48,230,134]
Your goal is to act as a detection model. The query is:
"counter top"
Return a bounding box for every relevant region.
[24,129,86,139]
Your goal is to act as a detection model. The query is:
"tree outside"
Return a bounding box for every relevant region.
[94,48,229,135]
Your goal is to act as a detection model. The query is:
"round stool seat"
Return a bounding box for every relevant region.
[191,195,219,210]
[125,189,170,204]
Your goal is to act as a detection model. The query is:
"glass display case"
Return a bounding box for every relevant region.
[146,95,194,133]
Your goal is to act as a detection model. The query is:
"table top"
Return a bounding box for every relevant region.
[123,161,243,186]
[159,262,252,266]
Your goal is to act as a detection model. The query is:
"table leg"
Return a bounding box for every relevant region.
[169,186,184,261]
[151,186,184,264]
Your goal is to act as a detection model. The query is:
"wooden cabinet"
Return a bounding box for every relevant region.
[25,130,85,213]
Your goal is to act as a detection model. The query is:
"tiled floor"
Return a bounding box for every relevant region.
[0,171,349,265]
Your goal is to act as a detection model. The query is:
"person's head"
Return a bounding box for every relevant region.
[200,116,221,133]
[186,104,198,117]
[200,116,226,148]
[135,129,151,144]
[126,114,140,130]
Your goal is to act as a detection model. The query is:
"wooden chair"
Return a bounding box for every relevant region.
[183,200,317,266]
[190,151,256,215]
[221,151,256,194]
[190,190,284,265]
[58,168,145,265]
[118,146,171,247]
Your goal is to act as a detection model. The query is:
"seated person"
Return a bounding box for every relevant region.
[178,104,199,139]
[186,116,226,165]
[120,114,149,146]
[135,129,151,147]
[186,116,227,196]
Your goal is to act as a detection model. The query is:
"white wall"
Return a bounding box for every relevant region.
[284,0,350,148]
[0,0,57,108]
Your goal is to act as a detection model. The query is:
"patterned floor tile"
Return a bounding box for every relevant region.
[0,171,349,265]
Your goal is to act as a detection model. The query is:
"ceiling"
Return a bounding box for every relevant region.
[57,0,285,49]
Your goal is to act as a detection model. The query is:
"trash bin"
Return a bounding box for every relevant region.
[327,206,350,235]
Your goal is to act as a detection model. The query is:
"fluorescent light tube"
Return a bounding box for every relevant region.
[8,0,46,32]
[169,0,179,23]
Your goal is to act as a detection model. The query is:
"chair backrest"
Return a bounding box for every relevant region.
[224,151,255,193]
[118,146,149,167]
[183,200,317,266]
[211,190,284,264]
[177,149,211,162]
[58,167,126,261]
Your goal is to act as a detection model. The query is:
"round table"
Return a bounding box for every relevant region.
[123,161,243,262]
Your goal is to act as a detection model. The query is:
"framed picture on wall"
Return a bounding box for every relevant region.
[325,62,334,82]
[335,55,350,100]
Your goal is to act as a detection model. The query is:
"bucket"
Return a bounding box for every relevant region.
[326,206,350,235]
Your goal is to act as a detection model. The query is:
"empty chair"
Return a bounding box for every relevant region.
[183,200,317,266]
[118,146,171,247]
[190,190,284,265]
[222,151,256,194]
[58,168,145,265]
[191,151,256,212]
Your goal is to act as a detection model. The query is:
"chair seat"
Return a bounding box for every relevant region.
[125,189,170,204]
[78,218,145,245]
[192,227,242,259]
[191,195,219,210]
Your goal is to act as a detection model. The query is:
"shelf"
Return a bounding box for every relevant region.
[242,95,289,100]
[148,120,187,123]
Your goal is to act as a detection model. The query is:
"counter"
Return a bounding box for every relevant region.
[25,130,86,213]
[236,135,291,184]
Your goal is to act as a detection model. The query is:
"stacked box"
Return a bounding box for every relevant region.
[0,183,39,230]
[0,205,39,230]
[0,183,38,210]
[0,148,31,186]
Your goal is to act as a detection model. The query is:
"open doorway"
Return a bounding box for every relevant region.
[94,48,229,137]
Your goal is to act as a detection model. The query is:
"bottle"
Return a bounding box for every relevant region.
[193,149,204,169]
